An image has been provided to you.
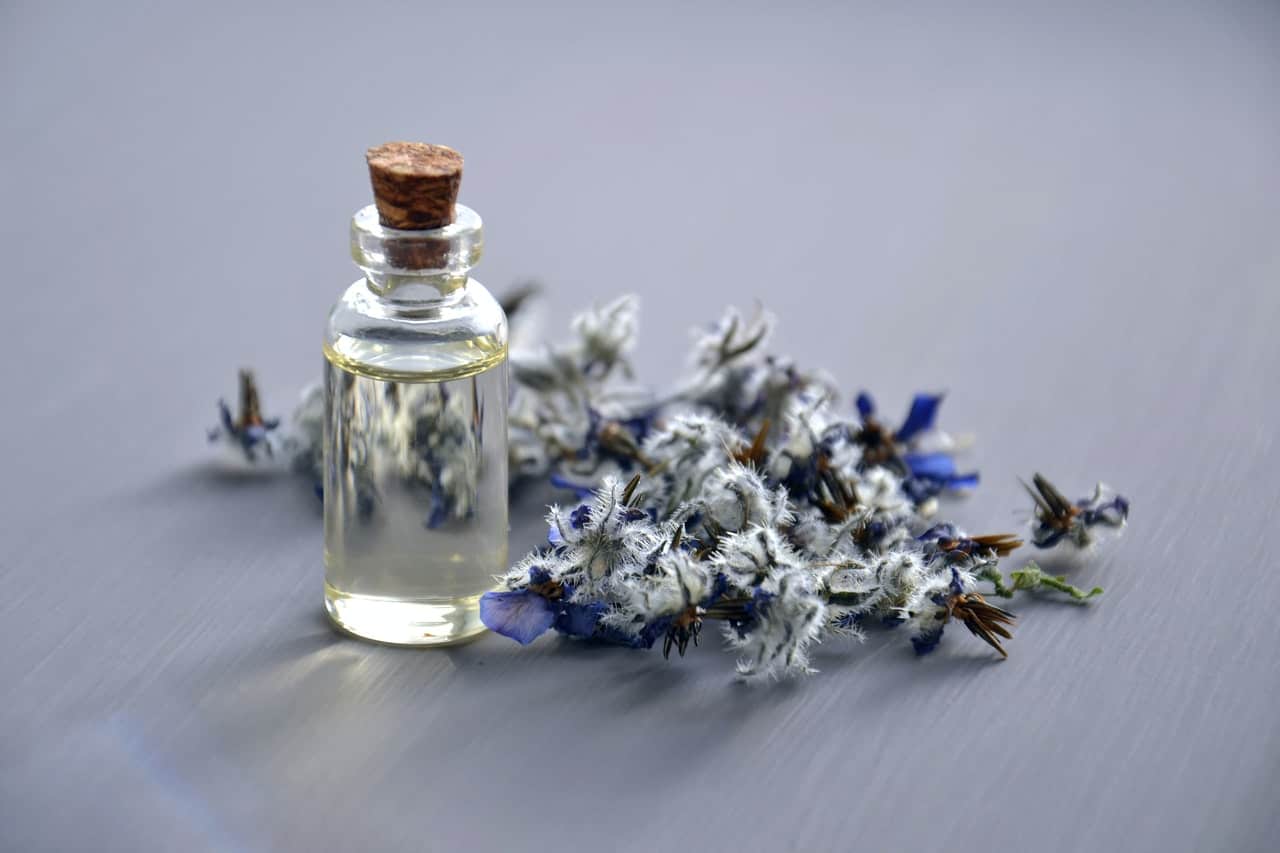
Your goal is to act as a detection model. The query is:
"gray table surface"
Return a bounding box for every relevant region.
[3,2,1278,851]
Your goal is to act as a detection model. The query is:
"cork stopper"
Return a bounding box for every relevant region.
[366,142,463,231]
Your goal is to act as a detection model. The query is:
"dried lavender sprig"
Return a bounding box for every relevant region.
[207,369,282,463]
[1024,473,1129,549]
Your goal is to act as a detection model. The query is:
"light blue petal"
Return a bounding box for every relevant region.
[479,590,555,645]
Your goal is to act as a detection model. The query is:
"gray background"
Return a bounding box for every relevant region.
[2,1,1278,850]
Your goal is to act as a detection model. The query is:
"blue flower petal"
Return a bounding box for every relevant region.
[480,590,556,644]
[620,412,657,442]
[555,600,606,638]
[1031,526,1069,549]
[218,400,235,432]
[569,504,593,529]
[1081,495,1129,527]
[917,523,959,542]
[896,393,944,443]
[911,626,945,655]
[855,392,876,418]
[631,615,673,649]
[903,452,957,479]
[549,473,596,499]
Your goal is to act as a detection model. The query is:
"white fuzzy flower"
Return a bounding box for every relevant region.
[571,295,637,378]
[712,525,805,592]
[903,564,980,645]
[547,476,666,587]
[690,305,773,372]
[729,568,827,679]
[766,394,838,484]
[509,344,586,395]
[643,414,743,510]
[852,467,914,519]
[821,547,934,623]
[597,548,713,638]
[497,549,561,590]
[787,507,840,557]
[697,462,792,533]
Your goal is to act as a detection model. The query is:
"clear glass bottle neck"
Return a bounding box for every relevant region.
[350,203,483,304]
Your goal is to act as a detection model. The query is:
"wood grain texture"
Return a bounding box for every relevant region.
[2,2,1278,851]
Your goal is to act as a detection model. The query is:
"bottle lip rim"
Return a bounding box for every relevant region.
[351,203,482,239]
[351,203,483,277]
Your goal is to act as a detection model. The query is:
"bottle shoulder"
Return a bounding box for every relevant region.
[325,278,508,382]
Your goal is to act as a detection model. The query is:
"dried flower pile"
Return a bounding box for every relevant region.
[211,292,1128,679]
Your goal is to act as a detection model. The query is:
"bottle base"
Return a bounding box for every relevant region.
[324,582,489,646]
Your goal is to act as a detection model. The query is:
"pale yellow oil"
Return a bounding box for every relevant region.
[322,340,508,645]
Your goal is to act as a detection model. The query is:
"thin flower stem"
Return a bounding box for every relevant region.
[1010,563,1103,602]
[977,565,1016,598]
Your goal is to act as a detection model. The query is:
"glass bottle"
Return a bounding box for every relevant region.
[323,143,508,645]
